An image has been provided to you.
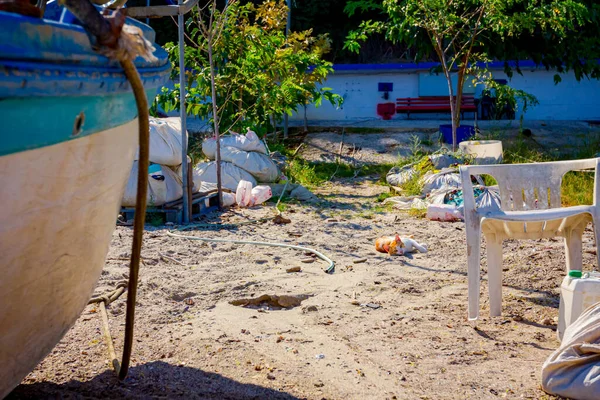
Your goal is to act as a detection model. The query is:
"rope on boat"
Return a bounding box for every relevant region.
[62,0,153,381]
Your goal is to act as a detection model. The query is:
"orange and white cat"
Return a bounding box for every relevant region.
[375,234,427,256]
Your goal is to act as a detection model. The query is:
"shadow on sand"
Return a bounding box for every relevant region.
[8,361,302,400]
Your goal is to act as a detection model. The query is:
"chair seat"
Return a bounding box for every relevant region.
[478,205,594,222]
[480,206,593,240]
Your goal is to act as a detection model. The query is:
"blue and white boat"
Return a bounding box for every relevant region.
[0,2,170,396]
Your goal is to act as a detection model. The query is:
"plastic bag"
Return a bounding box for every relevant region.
[429,154,461,169]
[202,128,267,159]
[386,165,416,187]
[135,117,184,166]
[220,145,280,183]
[541,302,600,400]
[122,162,183,207]
[426,204,463,222]
[222,192,236,207]
[236,181,273,207]
[236,180,254,207]
[251,185,272,205]
[193,161,257,192]
[421,169,462,194]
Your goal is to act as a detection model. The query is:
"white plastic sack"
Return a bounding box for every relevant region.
[426,204,463,222]
[386,165,416,187]
[222,192,236,207]
[251,185,272,205]
[236,180,273,207]
[429,154,461,169]
[236,180,254,207]
[122,162,183,207]
[541,302,600,400]
[421,169,462,194]
[134,117,184,166]
[202,129,267,159]
[193,161,257,192]
[474,186,502,213]
[173,156,198,193]
[220,145,279,182]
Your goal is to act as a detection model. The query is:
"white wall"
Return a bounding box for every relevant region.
[292,67,600,122]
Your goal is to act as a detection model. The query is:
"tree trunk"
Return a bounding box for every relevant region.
[207,35,223,209]
[303,103,308,132]
[443,70,457,151]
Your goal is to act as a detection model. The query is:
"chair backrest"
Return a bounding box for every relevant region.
[460,158,600,212]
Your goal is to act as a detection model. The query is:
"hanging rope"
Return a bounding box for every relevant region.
[62,1,155,380]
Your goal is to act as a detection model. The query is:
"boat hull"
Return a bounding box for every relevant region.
[0,118,138,398]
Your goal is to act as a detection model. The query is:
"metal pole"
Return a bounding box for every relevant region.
[178,1,190,223]
[283,0,292,139]
[146,0,149,25]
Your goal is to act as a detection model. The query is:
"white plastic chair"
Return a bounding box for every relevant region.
[460,158,600,320]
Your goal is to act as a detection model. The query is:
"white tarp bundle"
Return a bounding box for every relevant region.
[220,145,279,183]
[135,117,185,166]
[386,165,416,187]
[122,162,183,207]
[202,129,267,159]
[194,161,257,192]
[421,169,463,195]
[542,302,600,400]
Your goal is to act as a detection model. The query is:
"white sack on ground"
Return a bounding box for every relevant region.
[134,117,184,166]
[122,162,183,207]
[220,145,279,182]
[421,169,462,195]
[541,302,600,400]
[386,165,416,187]
[173,156,198,192]
[193,161,257,192]
[202,129,267,159]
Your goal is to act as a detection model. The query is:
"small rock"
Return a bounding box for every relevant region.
[362,303,381,309]
[301,258,315,263]
[350,300,360,306]
[286,266,302,273]
[314,381,325,387]
[267,373,276,380]
[539,317,554,326]
[305,305,319,312]
[353,258,368,264]
[315,354,325,359]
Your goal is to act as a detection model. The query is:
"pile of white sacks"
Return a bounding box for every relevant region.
[194,129,280,206]
[122,117,188,207]
[121,121,280,208]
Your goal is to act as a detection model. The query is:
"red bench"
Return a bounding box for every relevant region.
[396,96,478,119]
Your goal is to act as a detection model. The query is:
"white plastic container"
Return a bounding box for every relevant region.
[558,270,600,340]
[459,140,503,165]
[426,204,463,222]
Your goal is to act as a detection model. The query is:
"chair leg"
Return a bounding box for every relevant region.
[593,215,600,270]
[564,228,584,272]
[486,234,503,317]
[467,219,482,320]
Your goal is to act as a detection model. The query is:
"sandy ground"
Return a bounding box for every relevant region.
[8,128,599,399]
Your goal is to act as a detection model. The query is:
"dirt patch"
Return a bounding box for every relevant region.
[10,130,598,399]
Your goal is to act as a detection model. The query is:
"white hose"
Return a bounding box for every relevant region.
[166,230,335,273]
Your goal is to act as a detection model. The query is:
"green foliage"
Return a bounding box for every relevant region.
[155,0,343,136]
[562,172,594,207]
[376,191,394,202]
